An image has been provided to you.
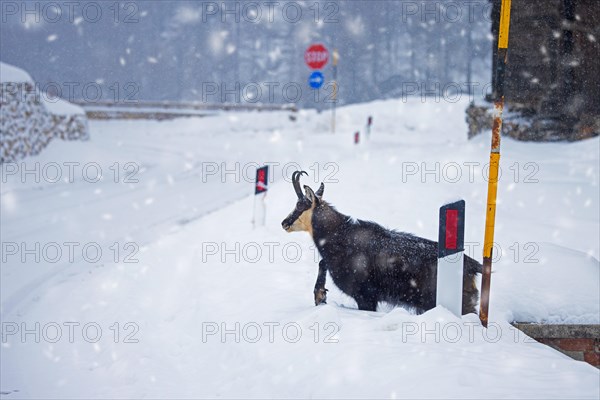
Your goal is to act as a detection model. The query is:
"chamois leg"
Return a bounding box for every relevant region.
[461,275,479,315]
[461,257,482,315]
[314,260,328,305]
[355,297,378,311]
[355,286,378,311]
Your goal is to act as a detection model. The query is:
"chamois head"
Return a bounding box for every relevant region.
[281,170,324,235]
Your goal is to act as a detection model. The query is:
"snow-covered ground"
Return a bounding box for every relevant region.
[1,98,598,398]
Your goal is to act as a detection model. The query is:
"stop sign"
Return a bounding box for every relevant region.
[304,44,329,69]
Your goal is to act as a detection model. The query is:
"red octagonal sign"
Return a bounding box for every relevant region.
[304,44,329,69]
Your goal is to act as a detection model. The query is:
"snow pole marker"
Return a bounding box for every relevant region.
[252,165,269,228]
[437,200,466,317]
[366,116,373,140]
[354,131,360,144]
[479,0,512,328]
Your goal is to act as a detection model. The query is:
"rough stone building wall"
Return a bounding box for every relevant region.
[469,0,599,141]
[466,103,600,142]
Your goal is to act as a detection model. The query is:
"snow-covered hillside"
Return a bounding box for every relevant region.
[1,99,598,398]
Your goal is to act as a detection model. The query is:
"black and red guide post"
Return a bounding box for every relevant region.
[436,200,466,316]
[253,165,269,227]
[354,131,360,144]
[254,165,269,195]
[438,200,465,258]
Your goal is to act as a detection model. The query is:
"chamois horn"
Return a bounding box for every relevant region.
[292,170,308,199]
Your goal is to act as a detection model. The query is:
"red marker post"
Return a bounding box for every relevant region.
[436,200,466,316]
[354,131,360,144]
[253,166,269,228]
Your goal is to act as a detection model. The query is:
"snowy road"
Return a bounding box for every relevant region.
[1,99,599,398]
[1,111,338,314]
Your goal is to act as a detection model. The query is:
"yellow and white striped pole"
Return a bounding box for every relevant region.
[479,0,512,328]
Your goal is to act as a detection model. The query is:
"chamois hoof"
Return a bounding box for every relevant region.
[314,288,328,305]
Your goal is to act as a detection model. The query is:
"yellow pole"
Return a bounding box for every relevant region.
[479,0,512,328]
[331,49,339,134]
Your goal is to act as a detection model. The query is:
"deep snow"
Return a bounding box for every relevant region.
[1,98,599,398]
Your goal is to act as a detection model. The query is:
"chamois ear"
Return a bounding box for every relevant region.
[303,185,319,205]
[315,182,325,198]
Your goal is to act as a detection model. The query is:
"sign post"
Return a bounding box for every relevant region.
[437,200,466,317]
[308,71,324,90]
[252,165,269,228]
[479,0,512,328]
[305,43,330,115]
[331,49,339,134]
[304,44,329,70]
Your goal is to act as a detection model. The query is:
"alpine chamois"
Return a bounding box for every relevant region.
[281,171,481,314]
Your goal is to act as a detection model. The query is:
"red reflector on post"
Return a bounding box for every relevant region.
[445,209,458,249]
[438,200,465,257]
[255,166,269,195]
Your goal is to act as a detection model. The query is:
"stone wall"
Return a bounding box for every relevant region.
[482,0,600,142]
[466,103,600,142]
[0,81,89,163]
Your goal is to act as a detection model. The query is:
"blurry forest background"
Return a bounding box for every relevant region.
[1,0,492,107]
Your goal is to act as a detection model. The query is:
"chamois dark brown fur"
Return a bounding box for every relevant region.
[281,171,481,314]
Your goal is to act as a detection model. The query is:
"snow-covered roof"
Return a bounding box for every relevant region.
[0,62,33,83]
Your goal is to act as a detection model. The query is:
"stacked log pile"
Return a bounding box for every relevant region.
[1,64,89,163]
